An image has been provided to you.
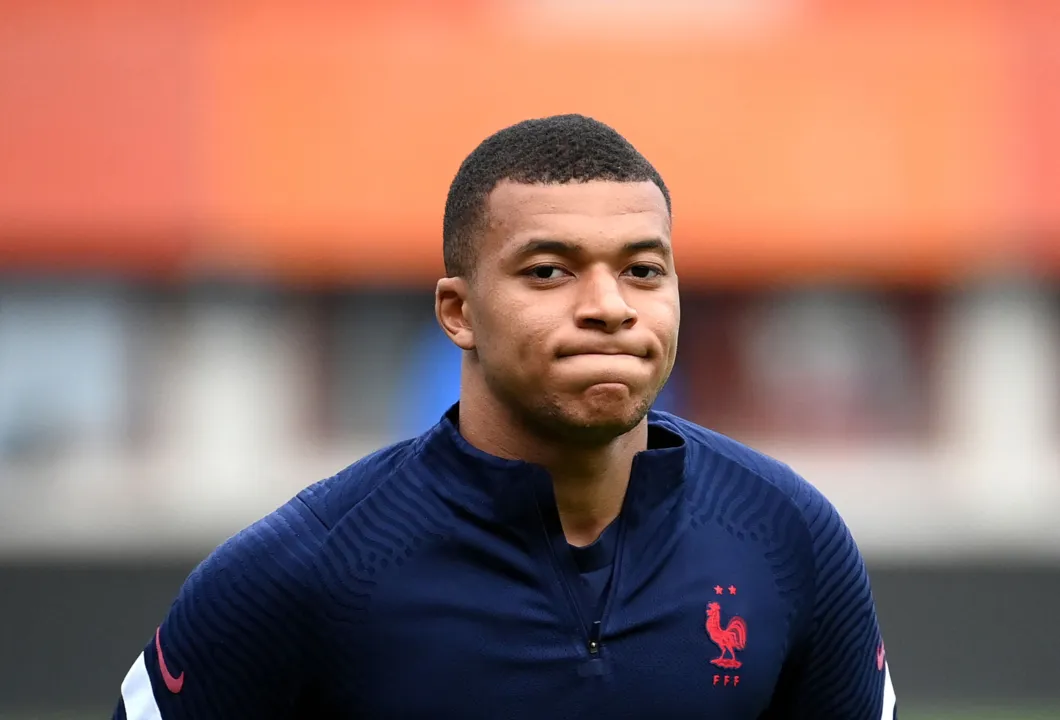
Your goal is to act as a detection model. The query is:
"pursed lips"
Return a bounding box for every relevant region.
[557,349,648,359]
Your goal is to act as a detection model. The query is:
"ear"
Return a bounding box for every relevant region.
[435,276,475,351]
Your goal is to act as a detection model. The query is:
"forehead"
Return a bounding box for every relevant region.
[481,180,671,255]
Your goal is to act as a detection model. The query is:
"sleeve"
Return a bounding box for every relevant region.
[765,491,897,720]
[112,497,327,719]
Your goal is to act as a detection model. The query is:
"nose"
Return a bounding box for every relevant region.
[574,267,638,332]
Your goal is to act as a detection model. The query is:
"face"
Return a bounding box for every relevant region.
[436,179,680,445]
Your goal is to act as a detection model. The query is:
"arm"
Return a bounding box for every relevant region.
[113,498,326,719]
[766,493,897,719]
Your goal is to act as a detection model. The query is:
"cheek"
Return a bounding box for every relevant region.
[645,301,680,349]
[512,319,555,366]
[476,301,553,367]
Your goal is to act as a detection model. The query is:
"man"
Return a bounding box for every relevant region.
[115,114,897,718]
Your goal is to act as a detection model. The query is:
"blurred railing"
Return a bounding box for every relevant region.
[0,282,1056,561]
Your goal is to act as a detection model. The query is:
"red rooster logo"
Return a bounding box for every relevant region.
[706,601,747,669]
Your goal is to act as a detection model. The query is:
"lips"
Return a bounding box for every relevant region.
[557,346,648,359]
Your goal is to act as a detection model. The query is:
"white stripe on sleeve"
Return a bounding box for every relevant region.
[121,652,163,720]
[880,662,897,720]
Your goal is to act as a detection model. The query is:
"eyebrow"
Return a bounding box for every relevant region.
[511,238,671,261]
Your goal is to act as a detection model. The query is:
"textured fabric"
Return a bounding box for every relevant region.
[114,405,895,719]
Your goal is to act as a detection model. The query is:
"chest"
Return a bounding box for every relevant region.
[314,523,798,719]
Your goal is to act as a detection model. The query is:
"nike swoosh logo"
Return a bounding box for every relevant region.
[155,626,185,694]
[876,641,886,671]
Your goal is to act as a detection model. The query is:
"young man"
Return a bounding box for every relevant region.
[115,114,897,718]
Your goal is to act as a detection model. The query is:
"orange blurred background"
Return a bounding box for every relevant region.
[1,0,1057,285]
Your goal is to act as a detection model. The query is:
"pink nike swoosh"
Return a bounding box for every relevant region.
[155,626,185,694]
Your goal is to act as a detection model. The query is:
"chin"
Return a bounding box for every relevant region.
[545,392,653,444]
[486,370,657,444]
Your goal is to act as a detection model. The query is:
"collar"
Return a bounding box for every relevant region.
[418,403,688,523]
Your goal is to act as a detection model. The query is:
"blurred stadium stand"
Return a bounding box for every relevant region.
[0,0,1058,717]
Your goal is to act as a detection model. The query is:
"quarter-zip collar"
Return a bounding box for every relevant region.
[419,403,688,527]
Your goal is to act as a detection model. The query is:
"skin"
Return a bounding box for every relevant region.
[435,179,680,546]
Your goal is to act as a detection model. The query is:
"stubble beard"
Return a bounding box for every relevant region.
[483,369,661,449]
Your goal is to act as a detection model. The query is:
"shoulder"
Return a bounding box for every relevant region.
[132,495,334,713]
[656,412,834,525]
[659,412,871,637]
[188,436,422,606]
[651,418,888,715]
[654,411,854,567]
[184,492,331,613]
[116,439,431,716]
[660,412,872,621]
[295,436,423,531]
[286,435,451,594]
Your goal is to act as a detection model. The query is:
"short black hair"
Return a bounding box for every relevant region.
[442,114,671,279]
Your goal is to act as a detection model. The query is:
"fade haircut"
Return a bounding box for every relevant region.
[442,114,671,279]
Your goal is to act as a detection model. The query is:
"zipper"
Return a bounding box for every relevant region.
[578,618,606,677]
[547,542,599,656]
[588,620,602,655]
[562,515,630,663]
[530,469,631,666]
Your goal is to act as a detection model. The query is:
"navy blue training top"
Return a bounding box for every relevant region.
[115,405,897,719]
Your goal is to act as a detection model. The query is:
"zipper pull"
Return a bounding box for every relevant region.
[579,621,608,676]
[588,620,602,655]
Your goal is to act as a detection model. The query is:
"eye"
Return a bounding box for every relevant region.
[527,265,568,281]
[627,264,663,280]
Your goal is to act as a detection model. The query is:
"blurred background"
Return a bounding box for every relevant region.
[1,1,1058,718]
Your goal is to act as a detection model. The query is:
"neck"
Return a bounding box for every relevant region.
[458,369,648,547]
